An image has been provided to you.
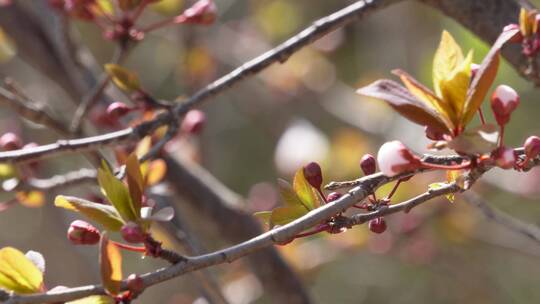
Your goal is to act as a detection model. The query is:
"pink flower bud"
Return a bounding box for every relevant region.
[326,192,342,202]
[503,23,523,43]
[175,0,217,25]
[369,217,387,234]
[67,220,101,245]
[0,132,22,151]
[424,125,445,141]
[360,154,376,175]
[377,141,420,177]
[303,162,323,190]
[491,85,520,126]
[126,273,144,294]
[181,109,206,135]
[524,135,540,159]
[121,222,146,243]
[492,146,516,169]
[106,102,133,119]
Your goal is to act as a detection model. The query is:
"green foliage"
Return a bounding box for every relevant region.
[0,247,43,294]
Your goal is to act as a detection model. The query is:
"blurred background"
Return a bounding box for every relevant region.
[2,0,540,303]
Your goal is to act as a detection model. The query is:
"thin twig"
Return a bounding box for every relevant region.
[464,191,540,244]
[0,0,402,164]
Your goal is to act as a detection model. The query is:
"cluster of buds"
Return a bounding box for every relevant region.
[511,8,540,57]
[121,222,147,243]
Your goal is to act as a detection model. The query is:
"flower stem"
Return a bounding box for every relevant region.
[140,17,175,33]
[478,108,486,125]
[499,126,505,147]
[111,241,146,252]
[294,224,329,239]
[386,179,402,199]
[420,160,472,170]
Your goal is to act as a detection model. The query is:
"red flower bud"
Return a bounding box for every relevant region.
[181,109,206,135]
[491,85,519,126]
[369,217,387,234]
[326,192,342,202]
[524,135,540,159]
[126,274,144,294]
[121,222,146,243]
[377,141,420,177]
[0,132,22,151]
[360,153,376,175]
[175,0,217,25]
[503,23,523,43]
[492,146,516,169]
[303,162,323,190]
[106,102,133,119]
[67,220,101,245]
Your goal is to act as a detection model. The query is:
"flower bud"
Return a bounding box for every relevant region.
[303,162,323,190]
[175,0,217,25]
[491,85,520,126]
[126,274,144,294]
[0,132,22,151]
[360,154,376,175]
[424,125,445,141]
[121,222,146,243]
[377,141,420,177]
[326,192,342,202]
[369,217,387,234]
[524,135,540,159]
[492,146,516,169]
[181,109,206,135]
[67,220,101,245]
[106,102,133,119]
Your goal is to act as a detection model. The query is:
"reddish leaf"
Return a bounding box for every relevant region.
[357,79,450,134]
[99,233,122,296]
[462,28,520,126]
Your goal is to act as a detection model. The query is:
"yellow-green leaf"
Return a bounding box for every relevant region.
[145,159,167,186]
[0,27,16,63]
[0,247,43,294]
[277,178,304,207]
[104,64,140,92]
[270,205,309,228]
[292,168,319,210]
[253,211,272,225]
[125,153,144,216]
[66,295,115,304]
[428,182,454,203]
[100,233,123,296]
[0,163,16,180]
[150,0,184,16]
[16,191,45,208]
[439,50,473,126]
[55,196,124,231]
[433,31,464,97]
[95,0,114,15]
[97,161,138,222]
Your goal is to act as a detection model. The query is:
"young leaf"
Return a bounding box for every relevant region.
[55,196,124,231]
[438,50,473,123]
[0,27,16,63]
[125,153,144,216]
[357,79,449,133]
[433,30,464,97]
[392,69,454,131]
[270,205,309,228]
[100,233,123,296]
[145,159,167,186]
[292,168,319,210]
[253,211,272,225]
[104,64,141,92]
[0,247,43,294]
[97,161,138,222]
[16,191,45,208]
[447,124,498,154]
[461,27,520,126]
[277,178,304,207]
[428,182,454,203]
[66,295,115,304]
